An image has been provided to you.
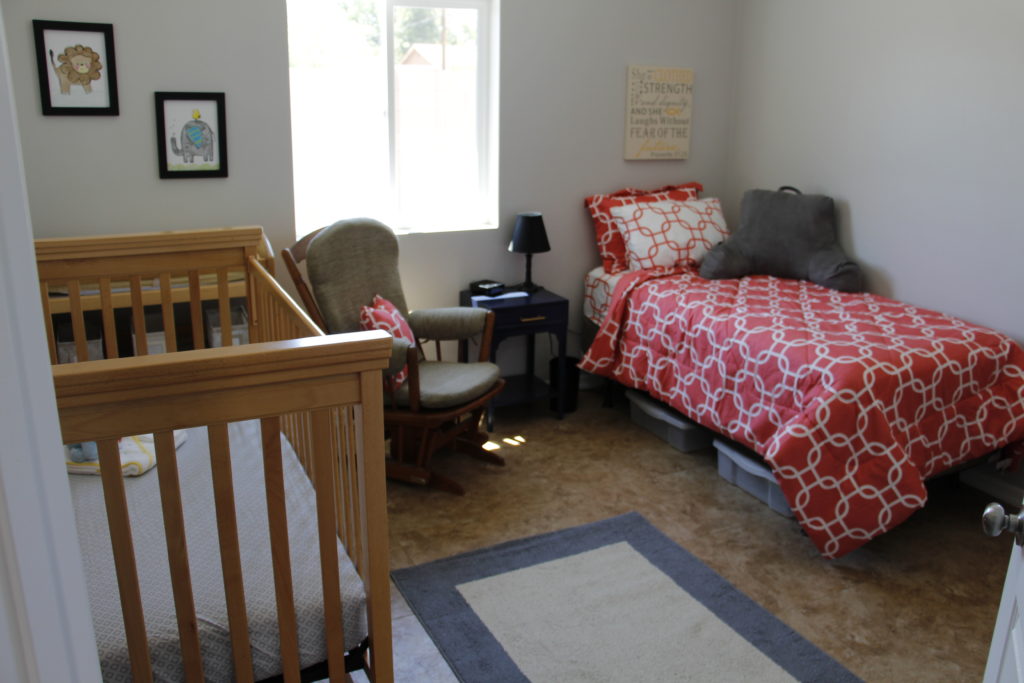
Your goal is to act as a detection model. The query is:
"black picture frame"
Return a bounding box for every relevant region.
[33,20,119,116]
[154,92,228,179]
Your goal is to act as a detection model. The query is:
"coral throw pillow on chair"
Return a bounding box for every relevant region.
[585,181,703,274]
[359,294,416,390]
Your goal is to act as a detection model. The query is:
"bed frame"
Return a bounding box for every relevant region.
[35,226,394,682]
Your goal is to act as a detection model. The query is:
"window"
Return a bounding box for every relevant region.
[287,0,498,236]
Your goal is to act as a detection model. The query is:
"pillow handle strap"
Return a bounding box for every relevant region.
[777,185,803,194]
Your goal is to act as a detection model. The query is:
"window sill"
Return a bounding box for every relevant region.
[392,221,498,236]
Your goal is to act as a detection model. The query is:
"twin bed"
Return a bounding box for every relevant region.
[580,186,1024,559]
[37,227,393,681]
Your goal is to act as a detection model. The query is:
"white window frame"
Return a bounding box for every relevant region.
[384,0,499,233]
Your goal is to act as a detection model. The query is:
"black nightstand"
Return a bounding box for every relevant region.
[459,288,569,429]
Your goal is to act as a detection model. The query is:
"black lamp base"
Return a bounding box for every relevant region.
[513,253,543,293]
[511,281,544,293]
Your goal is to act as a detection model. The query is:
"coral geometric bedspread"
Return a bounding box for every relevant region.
[580,266,1024,558]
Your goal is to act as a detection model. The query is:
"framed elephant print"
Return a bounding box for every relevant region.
[155,92,228,178]
[33,20,119,116]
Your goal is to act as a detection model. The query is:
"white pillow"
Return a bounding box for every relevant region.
[610,197,728,271]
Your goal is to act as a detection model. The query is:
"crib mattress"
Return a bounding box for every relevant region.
[69,420,368,682]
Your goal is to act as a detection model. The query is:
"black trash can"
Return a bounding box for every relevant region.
[549,356,580,413]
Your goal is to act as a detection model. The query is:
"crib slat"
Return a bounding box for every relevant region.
[294,413,311,479]
[68,281,90,362]
[97,437,154,682]
[345,409,363,573]
[130,276,148,355]
[333,412,351,556]
[154,431,205,682]
[311,408,346,682]
[359,370,394,682]
[218,268,232,347]
[351,408,365,569]
[249,267,261,344]
[338,409,358,567]
[188,271,205,350]
[246,267,258,340]
[99,278,119,359]
[294,412,311,478]
[40,281,58,364]
[208,423,255,682]
[160,273,178,353]
[260,417,302,682]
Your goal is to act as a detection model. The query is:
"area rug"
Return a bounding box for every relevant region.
[391,512,860,682]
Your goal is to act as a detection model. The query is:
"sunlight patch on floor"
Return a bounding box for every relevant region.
[484,435,528,451]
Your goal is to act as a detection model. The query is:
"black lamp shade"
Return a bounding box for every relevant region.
[508,212,550,254]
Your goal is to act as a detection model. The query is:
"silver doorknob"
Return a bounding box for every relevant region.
[983,502,1024,545]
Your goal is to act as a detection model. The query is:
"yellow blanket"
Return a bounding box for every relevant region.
[66,430,189,476]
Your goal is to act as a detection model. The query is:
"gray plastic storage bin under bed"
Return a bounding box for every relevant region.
[713,438,794,518]
[625,390,713,452]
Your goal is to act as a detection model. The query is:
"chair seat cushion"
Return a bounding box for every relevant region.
[394,361,501,410]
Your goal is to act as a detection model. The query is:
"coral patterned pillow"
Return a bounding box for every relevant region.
[610,197,728,271]
[359,295,416,390]
[585,181,703,274]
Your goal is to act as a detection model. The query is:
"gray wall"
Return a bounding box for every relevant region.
[3,0,295,253]
[490,0,737,340]
[9,0,1020,353]
[728,0,1024,342]
[3,0,739,371]
[331,0,741,366]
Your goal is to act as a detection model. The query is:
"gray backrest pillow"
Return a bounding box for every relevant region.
[699,189,864,293]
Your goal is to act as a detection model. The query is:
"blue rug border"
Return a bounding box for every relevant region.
[391,512,860,682]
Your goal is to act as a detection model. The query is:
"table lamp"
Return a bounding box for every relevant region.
[508,212,550,292]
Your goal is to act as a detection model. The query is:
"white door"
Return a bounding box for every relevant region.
[984,501,1024,683]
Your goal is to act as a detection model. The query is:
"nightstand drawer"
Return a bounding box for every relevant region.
[492,301,567,330]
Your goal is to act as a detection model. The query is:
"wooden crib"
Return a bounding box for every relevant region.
[35,226,394,682]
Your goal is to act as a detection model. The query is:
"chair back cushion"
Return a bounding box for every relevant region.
[306,218,410,333]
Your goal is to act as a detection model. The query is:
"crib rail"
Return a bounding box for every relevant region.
[54,334,392,683]
[38,227,394,682]
[248,256,322,343]
[247,261,372,564]
[36,226,272,362]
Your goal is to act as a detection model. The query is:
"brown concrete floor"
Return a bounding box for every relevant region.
[385,389,1012,682]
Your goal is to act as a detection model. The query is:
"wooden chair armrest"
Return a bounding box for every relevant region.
[478,310,495,362]
[405,345,422,412]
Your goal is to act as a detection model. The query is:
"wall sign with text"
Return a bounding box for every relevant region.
[624,66,693,160]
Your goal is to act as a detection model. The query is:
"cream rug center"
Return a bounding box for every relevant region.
[456,541,796,682]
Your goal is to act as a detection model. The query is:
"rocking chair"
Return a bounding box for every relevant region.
[282,218,505,495]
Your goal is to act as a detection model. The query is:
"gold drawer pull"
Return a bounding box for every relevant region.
[520,315,547,323]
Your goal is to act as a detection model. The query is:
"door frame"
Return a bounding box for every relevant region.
[0,8,102,681]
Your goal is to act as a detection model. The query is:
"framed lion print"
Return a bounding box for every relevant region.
[154,92,228,179]
[32,20,119,116]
